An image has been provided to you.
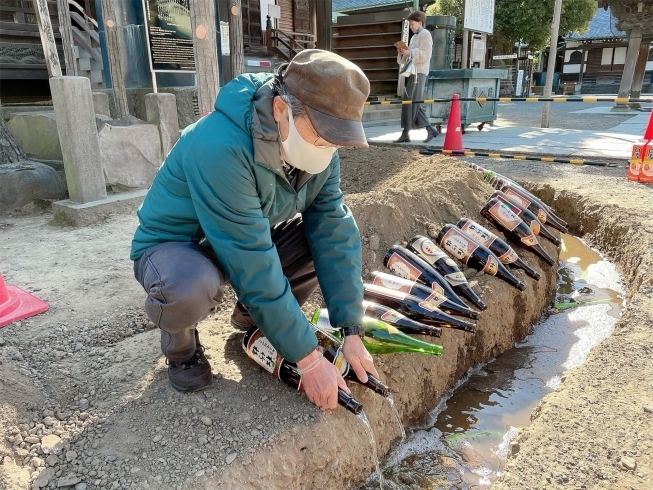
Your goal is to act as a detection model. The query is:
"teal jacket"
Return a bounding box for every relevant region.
[131,73,364,362]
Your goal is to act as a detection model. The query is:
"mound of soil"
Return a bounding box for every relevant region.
[0,147,558,490]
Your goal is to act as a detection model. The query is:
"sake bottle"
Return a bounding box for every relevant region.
[242,326,363,414]
[495,181,569,233]
[457,218,541,280]
[407,235,486,312]
[362,300,444,337]
[383,245,485,310]
[309,324,390,396]
[363,283,476,334]
[312,309,444,356]
[436,225,526,291]
[480,198,556,266]
[492,191,561,246]
[369,272,478,330]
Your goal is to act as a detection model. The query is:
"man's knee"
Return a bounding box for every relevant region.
[144,266,224,331]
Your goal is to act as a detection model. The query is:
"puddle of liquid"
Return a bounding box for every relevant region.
[358,234,624,489]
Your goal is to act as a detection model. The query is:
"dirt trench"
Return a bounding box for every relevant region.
[0,147,559,490]
[489,167,653,489]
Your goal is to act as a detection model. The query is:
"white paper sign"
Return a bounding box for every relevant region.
[220,21,230,55]
[472,39,485,62]
[515,70,525,97]
[464,0,495,34]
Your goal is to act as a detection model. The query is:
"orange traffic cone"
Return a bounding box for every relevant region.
[643,110,653,141]
[443,94,464,151]
[0,272,48,328]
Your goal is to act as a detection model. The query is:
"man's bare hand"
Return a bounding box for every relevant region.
[342,336,379,383]
[297,349,349,410]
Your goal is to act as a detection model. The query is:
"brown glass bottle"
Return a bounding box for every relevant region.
[363,284,477,332]
[436,225,526,291]
[383,245,480,310]
[494,181,569,233]
[362,300,444,337]
[492,191,561,246]
[480,198,556,266]
[242,326,363,414]
[457,218,541,280]
[368,273,477,331]
[406,235,486,311]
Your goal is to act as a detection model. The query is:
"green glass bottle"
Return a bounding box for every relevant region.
[311,309,443,357]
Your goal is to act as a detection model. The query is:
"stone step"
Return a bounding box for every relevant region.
[362,108,403,122]
[363,117,402,128]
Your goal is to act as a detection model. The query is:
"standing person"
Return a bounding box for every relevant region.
[130,49,379,411]
[395,11,439,143]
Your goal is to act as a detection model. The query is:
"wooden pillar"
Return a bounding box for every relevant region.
[613,28,642,111]
[311,1,317,48]
[629,38,651,107]
[315,0,332,51]
[33,0,63,77]
[100,0,129,117]
[189,0,220,116]
[229,0,245,78]
[56,0,78,76]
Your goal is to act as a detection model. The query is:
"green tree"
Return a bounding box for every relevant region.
[425,0,597,51]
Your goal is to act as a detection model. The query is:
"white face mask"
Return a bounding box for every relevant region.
[279,108,337,175]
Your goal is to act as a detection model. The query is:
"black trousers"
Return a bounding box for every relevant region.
[133,214,318,361]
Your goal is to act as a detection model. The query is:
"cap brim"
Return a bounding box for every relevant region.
[305,106,369,149]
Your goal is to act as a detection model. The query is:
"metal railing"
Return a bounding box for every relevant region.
[268,28,315,61]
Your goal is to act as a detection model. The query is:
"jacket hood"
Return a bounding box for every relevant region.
[214,73,283,173]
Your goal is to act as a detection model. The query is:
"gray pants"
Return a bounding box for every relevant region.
[133,215,318,362]
[401,73,430,130]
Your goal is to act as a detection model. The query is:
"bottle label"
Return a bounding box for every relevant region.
[521,234,539,246]
[365,283,408,301]
[459,220,496,247]
[536,209,547,223]
[430,282,445,294]
[372,273,414,293]
[445,272,468,286]
[483,255,499,276]
[380,309,408,323]
[386,253,422,282]
[418,291,446,311]
[530,220,541,235]
[315,345,348,376]
[503,188,531,208]
[440,228,477,264]
[412,236,449,264]
[245,329,281,376]
[489,201,522,232]
[497,248,519,264]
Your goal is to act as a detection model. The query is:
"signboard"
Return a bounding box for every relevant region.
[493,54,517,60]
[33,0,62,77]
[472,39,485,62]
[515,70,524,97]
[220,21,230,55]
[464,0,495,34]
[142,0,195,72]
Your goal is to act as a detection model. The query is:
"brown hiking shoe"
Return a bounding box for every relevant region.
[230,302,256,331]
[166,341,212,392]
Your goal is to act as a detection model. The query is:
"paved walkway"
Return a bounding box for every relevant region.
[365,107,651,160]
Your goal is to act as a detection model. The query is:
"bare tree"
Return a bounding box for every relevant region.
[0,103,28,165]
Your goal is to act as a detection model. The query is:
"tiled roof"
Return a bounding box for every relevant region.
[566,7,625,40]
[332,0,407,12]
